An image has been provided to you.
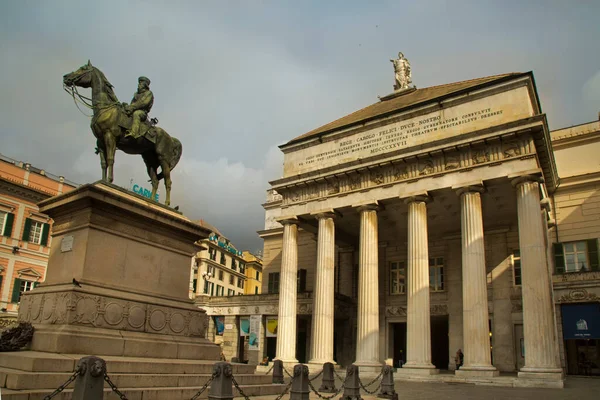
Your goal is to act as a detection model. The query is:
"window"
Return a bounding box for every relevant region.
[268,272,280,294]
[11,278,37,303]
[232,259,237,271]
[389,261,406,294]
[429,257,444,291]
[297,269,307,293]
[0,211,6,234]
[220,252,226,265]
[228,289,235,296]
[255,271,260,280]
[237,277,245,289]
[218,270,224,281]
[0,211,14,237]
[255,287,258,294]
[215,284,224,296]
[513,250,521,286]
[209,248,217,261]
[22,218,48,245]
[240,263,245,274]
[192,278,197,293]
[555,240,599,273]
[229,275,234,284]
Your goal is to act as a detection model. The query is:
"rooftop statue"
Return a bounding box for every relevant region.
[390,52,412,91]
[63,61,181,206]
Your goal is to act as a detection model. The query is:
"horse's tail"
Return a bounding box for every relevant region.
[157,137,182,181]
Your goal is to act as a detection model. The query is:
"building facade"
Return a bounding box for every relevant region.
[243,251,263,295]
[190,230,247,299]
[0,153,77,323]
[196,71,600,384]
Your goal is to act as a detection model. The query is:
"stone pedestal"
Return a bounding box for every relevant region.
[401,196,438,375]
[17,181,219,360]
[309,212,336,365]
[455,186,498,377]
[354,203,381,370]
[513,177,563,381]
[275,218,299,363]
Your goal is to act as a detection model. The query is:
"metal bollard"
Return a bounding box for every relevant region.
[377,365,398,400]
[208,362,234,400]
[290,364,310,400]
[72,356,106,400]
[319,362,336,393]
[340,364,362,400]
[273,359,284,384]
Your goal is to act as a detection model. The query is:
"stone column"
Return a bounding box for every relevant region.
[401,195,438,374]
[455,185,498,377]
[512,176,562,381]
[275,218,299,363]
[309,211,337,365]
[354,203,381,369]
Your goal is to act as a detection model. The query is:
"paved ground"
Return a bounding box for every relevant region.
[246,375,600,400]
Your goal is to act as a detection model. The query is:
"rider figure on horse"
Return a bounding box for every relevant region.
[124,76,154,139]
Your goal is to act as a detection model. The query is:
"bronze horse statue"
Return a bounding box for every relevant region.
[63,61,181,206]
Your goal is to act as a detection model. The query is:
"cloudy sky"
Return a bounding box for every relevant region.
[1,1,599,252]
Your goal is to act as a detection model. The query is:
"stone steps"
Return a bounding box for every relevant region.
[0,383,287,400]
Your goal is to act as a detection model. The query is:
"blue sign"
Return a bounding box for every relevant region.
[132,183,159,201]
[561,303,600,340]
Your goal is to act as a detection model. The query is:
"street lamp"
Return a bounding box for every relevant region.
[202,271,213,294]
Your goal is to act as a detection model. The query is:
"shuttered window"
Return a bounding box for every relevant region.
[553,240,599,273]
[22,218,50,245]
[268,272,280,294]
[11,278,37,303]
[1,212,15,237]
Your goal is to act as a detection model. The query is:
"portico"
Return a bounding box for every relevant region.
[262,71,562,386]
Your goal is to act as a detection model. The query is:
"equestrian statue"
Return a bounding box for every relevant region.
[63,60,181,206]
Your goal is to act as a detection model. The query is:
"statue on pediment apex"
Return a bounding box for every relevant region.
[390,52,412,91]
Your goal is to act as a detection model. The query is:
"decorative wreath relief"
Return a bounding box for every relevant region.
[0,322,34,351]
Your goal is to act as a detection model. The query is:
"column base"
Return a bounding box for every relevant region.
[307,360,336,373]
[518,367,563,381]
[397,363,439,375]
[455,366,499,377]
[354,360,383,375]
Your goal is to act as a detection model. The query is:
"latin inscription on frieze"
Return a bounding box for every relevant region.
[284,86,533,176]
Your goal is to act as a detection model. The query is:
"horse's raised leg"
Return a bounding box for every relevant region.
[159,159,172,207]
[104,131,117,183]
[147,166,159,201]
[97,139,108,181]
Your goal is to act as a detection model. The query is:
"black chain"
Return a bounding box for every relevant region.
[190,375,214,400]
[264,364,275,375]
[43,368,82,399]
[307,378,345,399]
[283,366,293,378]
[333,369,345,382]
[357,370,383,395]
[273,380,294,400]
[231,375,252,400]
[104,373,129,399]
[309,368,324,381]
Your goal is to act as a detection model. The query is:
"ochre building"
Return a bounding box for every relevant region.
[197,72,600,385]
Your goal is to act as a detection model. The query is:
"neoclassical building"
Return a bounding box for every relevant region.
[196,70,600,385]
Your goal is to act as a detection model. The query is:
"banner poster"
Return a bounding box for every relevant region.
[214,316,225,336]
[249,315,261,350]
[266,317,278,337]
[240,317,250,337]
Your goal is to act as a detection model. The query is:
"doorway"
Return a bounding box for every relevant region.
[392,323,406,367]
[431,316,449,370]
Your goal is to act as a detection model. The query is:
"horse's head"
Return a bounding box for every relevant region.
[63,60,94,88]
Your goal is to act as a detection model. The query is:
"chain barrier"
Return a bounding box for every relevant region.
[273,379,294,400]
[264,364,275,375]
[189,374,215,400]
[104,373,129,399]
[308,368,324,382]
[307,378,345,400]
[357,370,384,395]
[43,367,82,400]
[333,369,345,382]
[283,366,294,378]
[231,375,252,400]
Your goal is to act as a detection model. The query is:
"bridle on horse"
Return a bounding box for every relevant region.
[63,67,119,119]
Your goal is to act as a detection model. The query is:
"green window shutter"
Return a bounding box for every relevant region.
[11,278,22,303]
[0,276,3,293]
[553,242,565,274]
[587,239,599,271]
[33,281,40,288]
[22,218,32,241]
[3,213,14,237]
[40,223,50,246]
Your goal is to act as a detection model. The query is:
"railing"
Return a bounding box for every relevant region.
[43,357,398,400]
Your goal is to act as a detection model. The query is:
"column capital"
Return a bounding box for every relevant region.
[310,209,341,220]
[352,201,382,212]
[277,216,300,226]
[509,173,544,188]
[453,181,485,197]
[401,192,431,205]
